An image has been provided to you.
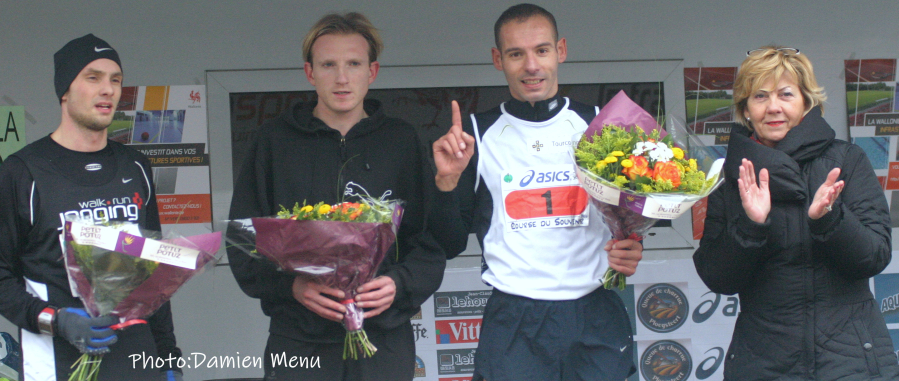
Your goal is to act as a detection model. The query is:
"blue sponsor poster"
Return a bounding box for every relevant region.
[874,273,899,324]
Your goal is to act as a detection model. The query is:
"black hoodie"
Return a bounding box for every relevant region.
[228,99,446,342]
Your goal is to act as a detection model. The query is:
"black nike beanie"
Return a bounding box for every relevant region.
[54,34,122,102]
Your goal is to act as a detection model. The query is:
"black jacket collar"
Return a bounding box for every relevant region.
[504,93,565,122]
[724,106,833,202]
[287,98,385,138]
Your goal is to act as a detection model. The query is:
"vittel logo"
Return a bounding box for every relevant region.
[436,319,481,344]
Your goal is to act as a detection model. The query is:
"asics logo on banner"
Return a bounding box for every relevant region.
[94,47,113,52]
[58,192,143,225]
[519,169,573,187]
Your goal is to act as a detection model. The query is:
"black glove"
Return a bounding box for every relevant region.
[55,308,118,355]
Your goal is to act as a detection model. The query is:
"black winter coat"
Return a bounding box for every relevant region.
[693,107,899,380]
[228,99,446,343]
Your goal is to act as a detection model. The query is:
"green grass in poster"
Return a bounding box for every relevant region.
[686,98,732,120]
[107,119,133,134]
[847,90,894,112]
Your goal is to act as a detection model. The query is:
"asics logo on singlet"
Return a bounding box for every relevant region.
[518,169,573,187]
[58,192,143,225]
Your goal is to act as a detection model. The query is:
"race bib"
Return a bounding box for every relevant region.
[501,165,589,232]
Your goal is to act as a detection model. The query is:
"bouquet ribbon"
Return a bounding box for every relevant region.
[66,221,201,270]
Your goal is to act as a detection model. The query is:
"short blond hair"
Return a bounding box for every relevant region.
[302,12,383,64]
[733,46,826,128]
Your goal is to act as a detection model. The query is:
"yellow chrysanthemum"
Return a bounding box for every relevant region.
[611,151,625,157]
[604,156,618,163]
[594,161,608,171]
[299,205,313,213]
[672,147,684,160]
[688,159,698,172]
[318,204,331,214]
[620,159,633,168]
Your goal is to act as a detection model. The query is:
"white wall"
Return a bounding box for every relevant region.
[4,1,898,142]
[3,1,898,380]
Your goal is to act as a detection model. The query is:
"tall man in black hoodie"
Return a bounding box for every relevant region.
[227,12,446,381]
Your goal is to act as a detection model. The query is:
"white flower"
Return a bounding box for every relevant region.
[633,142,650,156]
[648,142,674,161]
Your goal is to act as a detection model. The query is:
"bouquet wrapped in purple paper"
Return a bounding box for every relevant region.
[573,91,724,289]
[63,218,222,380]
[226,183,403,359]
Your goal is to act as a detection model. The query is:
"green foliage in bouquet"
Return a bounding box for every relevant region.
[574,125,715,195]
[276,200,393,223]
[70,229,159,316]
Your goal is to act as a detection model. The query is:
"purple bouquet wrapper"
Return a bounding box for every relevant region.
[64,229,222,321]
[584,90,667,141]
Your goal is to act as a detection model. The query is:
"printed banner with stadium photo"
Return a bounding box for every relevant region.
[683,67,735,240]
[109,85,212,235]
[844,59,898,227]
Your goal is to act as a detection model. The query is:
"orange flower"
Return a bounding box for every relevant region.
[653,161,682,188]
[622,155,652,180]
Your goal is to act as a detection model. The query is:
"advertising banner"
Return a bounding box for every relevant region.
[110,85,212,235]
[845,59,899,229]
[0,106,26,162]
[683,67,736,240]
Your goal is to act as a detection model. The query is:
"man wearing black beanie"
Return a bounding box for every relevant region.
[0,34,184,381]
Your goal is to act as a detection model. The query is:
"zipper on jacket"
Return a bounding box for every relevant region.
[339,136,347,161]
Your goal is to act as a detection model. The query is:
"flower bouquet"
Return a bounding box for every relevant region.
[573,91,724,289]
[226,183,403,360]
[62,219,222,380]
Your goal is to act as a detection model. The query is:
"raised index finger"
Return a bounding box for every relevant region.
[450,100,462,134]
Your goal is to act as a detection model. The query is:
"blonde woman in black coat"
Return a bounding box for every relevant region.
[693,46,899,380]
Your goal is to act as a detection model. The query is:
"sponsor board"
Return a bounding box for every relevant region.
[640,340,692,381]
[414,356,426,378]
[437,348,477,375]
[874,273,899,324]
[638,283,689,333]
[412,322,429,343]
[434,290,492,317]
[692,345,726,380]
[436,319,481,344]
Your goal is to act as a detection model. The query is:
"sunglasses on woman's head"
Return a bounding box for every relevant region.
[746,47,800,56]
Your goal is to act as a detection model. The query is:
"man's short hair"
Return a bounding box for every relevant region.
[493,3,559,50]
[302,12,383,64]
